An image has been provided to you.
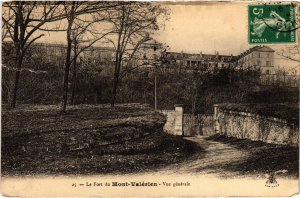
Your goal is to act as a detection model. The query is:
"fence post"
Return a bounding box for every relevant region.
[174,104,183,136]
[213,104,220,134]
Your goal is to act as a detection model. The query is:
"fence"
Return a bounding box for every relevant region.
[260,74,299,87]
[160,107,214,136]
[183,114,214,136]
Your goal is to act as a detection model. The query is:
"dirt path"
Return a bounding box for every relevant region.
[160,136,251,177]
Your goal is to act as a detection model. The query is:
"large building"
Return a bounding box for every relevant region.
[161,46,275,74]
[128,39,163,70]
[236,46,275,74]
[2,41,114,65]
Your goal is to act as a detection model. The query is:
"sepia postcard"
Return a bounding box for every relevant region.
[1,1,299,197]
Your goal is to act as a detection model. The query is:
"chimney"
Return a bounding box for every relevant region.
[216,51,219,59]
[199,51,202,58]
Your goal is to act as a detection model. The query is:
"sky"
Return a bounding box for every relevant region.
[157,2,299,70]
[37,2,300,70]
[157,2,249,55]
[41,2,249,55]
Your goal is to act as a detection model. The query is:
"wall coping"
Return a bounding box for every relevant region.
[219,108,297,127]
[174,104,183,107]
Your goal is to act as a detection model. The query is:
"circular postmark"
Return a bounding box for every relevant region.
[261,3,300,33]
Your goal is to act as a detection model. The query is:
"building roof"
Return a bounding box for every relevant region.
[237,45,275,58]
[2,41,114,52]
[256,46,275,52]
[163,45,275,62]
[163,51,236,63]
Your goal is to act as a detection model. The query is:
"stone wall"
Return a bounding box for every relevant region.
[160,105,183,135]
[214,104,299,146]
[174,105,183,135]
[161,109,214,136]
[160,110,176,134]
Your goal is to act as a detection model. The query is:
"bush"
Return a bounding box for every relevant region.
[218,103,299,126]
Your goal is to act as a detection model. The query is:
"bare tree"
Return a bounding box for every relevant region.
[2,1,119,110]
[2,1,66,108]
[70,31,80,105]
[107,2,168,107]
[278,46,300,63]
[60,1,120,112]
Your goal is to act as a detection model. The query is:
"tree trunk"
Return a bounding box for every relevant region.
[61,20,74,112]
[81,74,87,104]
[111,6,125,107]
[10,2,21,108]
[61,4,75,112]
[61,45,72,112]
[111,73,119,107]
[70,40,78,105]
[82,89,86,104]
[11,59,22,108]
[111,47,122,107]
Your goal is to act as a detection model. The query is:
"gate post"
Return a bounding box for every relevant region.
[174,104,183,136]
[213,104,220,134]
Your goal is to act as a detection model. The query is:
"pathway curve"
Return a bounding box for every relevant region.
[160,136,251,177]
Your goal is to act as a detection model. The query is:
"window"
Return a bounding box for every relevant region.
[265,70,270,74]
[266,53,270,58]
[257,60,261,65]
[266,61,270,66]
[187,61,190,66]
[258,52,261,58]
[214,63,218,70]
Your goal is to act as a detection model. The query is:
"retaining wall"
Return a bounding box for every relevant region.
[2,109,167,155]
[214,104,299,146]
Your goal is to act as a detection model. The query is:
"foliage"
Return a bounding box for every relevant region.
[246,85,299,103]
[218,103,299,126]
[2,1,67,107]
[2,43,65,104]
[2,2,168,111]
[108,2,169,106]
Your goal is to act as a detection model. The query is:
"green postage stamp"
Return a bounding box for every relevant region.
[248,4,297,44]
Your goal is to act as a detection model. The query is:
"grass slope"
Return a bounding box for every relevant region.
[2,104,200,176]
